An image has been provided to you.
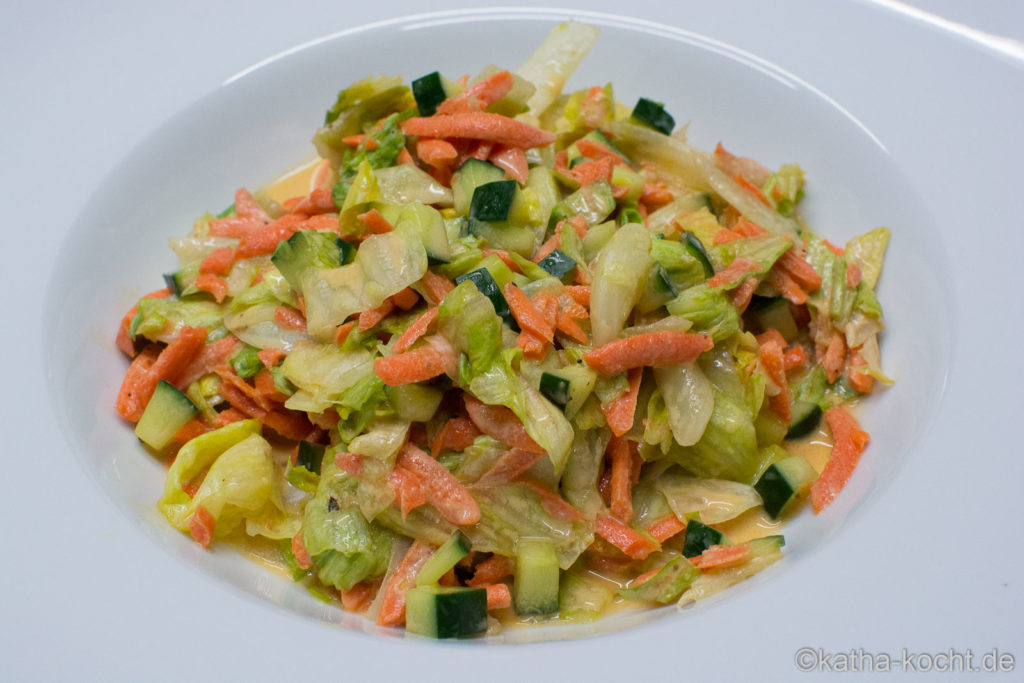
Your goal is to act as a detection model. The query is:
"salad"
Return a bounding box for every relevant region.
[114,22,890,639]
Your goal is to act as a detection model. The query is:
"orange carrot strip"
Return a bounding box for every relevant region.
[730,276,758,313]
[517,330,548,359]
[388,465,427,519]
[358,298,395,331]
[776,248,822,292]
[209,216,265,238]
[437,70,514,115]
[116,327,208,421]
[189,505,216,549]
[584,331,714,375]
[481,249,521,273]
[199,247,236,276]
[504,283,554,342]
[212,407,248,427]
[812,407,870,513]
[391,287,420,311]
[595,515,658,560]
[193,274,228,303]
[254,369,287,403]
[116,288,170,357]
[706,257,764,288]
[821,331,847,384]
[640,182,673,209]
[356,208,395,234]
[783,344,808,371]
[712,228,743,245]
[376,540,437,626]
[333,451,364,477]
[532,233,561,263]
[234,214,305,260]
[464,396,544,454]
[518,478,584,522]
[555,310,589,344]
[732,220,767,237]
[608,437,635,521]
[396,147,415,165]
[467,555,514,587]
[333,320,356,346]
[173,418,209,444]
[760,339,791,424]
[824,239,844,256]
[214,365,273,413]
[846,262,862,289]
[396,443,481,526]
[478,447,546,485]
[298,214,340,232]
[690,544,752,570]
[402,112,556,149]
[484,584,512,610]
[420,270,454,305]
[257,347,285,369]
[488,145,529,184]
[274,306,307,332]
[756,329,787,349]
[430,416,481,457]
[234,188,270,222]
[602,368,642,438]
[176,336,241,388]
[288,187,337,216]
[534,293,559,331]
[392,306,439,354]
[571,156,615,186]
[848,348,875,394]
[291,531,313,570]
[340,581,377,614]
[647,514,686,543]
[416,138,459,170]
[564,285,591,307]
[575,137,625,164]
[342,134,366,147]
[373,344,453,386]
[734,173,771,206]
[766,268,810,305]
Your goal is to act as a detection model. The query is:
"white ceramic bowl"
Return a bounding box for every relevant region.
[44,8,952,643]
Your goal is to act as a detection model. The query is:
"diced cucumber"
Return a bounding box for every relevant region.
[637,263,678,313]
[411,71,448,117]
[617,556,700,604]
[416,530,473,586]
[683,231,715,280]
[514,536,559,616]
[755,456,817,519]
[549,181,616,228]
[786,400,823,439]
[682,519,725,558]
[452,159,506,216]
[271,230,354,290]
[536,249,576,281]
[751,296,798,343]
[539,364,596,418]
[405,585,488,639]
[559,567,613,623]
[454,267,517,330]
[134,380,197,451]
[470,180,518,223]
[396,203,451,264]
[163,262,199,297]
[539,372,571,407]
[230,345,263,379]
[385,382,444,422]
[286,441,325,492]
[631,97,675,135]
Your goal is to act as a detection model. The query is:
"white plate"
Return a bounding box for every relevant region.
[8,2,1024,680]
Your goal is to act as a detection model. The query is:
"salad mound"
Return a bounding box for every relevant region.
[114,22,890,639]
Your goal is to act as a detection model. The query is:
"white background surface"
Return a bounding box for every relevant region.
[3,1,1022,680]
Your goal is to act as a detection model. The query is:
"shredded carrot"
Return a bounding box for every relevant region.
[595,515,658,560]
[257,347,285,369]
[647,514,686,543]
[392,306,438,354]
[812,407,870,513]
[189,505,216,549]
[234,188,270,222]
[430,416,481,457]
[176,336,241,388]
[555,309,589,344]
[342,134,366,148]
[193,274,228,303]
[480,249,521,273]
[608,437,636,521]
[478,447,545,485]
[416,138,459,170]
[332,320,356,347]
[235,214,305,259]
[733,173,771,206]
[173,418,209,444]
[199,246,236,276]
[467,555,514,587]
[732,220,766,237]
[388,465,426,519]
[358,299,395,331]
[712,228,744,245]
[115,326,208,422]
[376,541,437,626]
[584,331,714,375]
[356,208,395,234]
[396,443,481,526]
[464,396,544,454]
[640,182,673,210]
[766,268,810,305]
[848,348,875,394]
[254,369,287,403]
[690,544,751,569]
[333,451,364,477]
[209,216,265,238]
[776,248,822,292]
[274,306,307,332]
[730,276,758,313]
[391,287,420,311]
[438,70,514,115]
[402,112,556,149]
[564,285,591,307]
[518,478,584,522]
[602,368,642,438]
[484,584,512,610]
[489,145,529,184]
[341,581,378,614]
[760,338,791,424]
[420,270,454,305]
[846,262,863,289]
[783,344,808,371]
[504,283,554,342]
[571,156,614,186]
[517,330,548,359]
[212,407,248,427]
[821,331,847,383]
[532,233,561,263]
[575,137,625,164]
[706,257,764,288]
[374,343,454,386]
[291,531,313,570]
